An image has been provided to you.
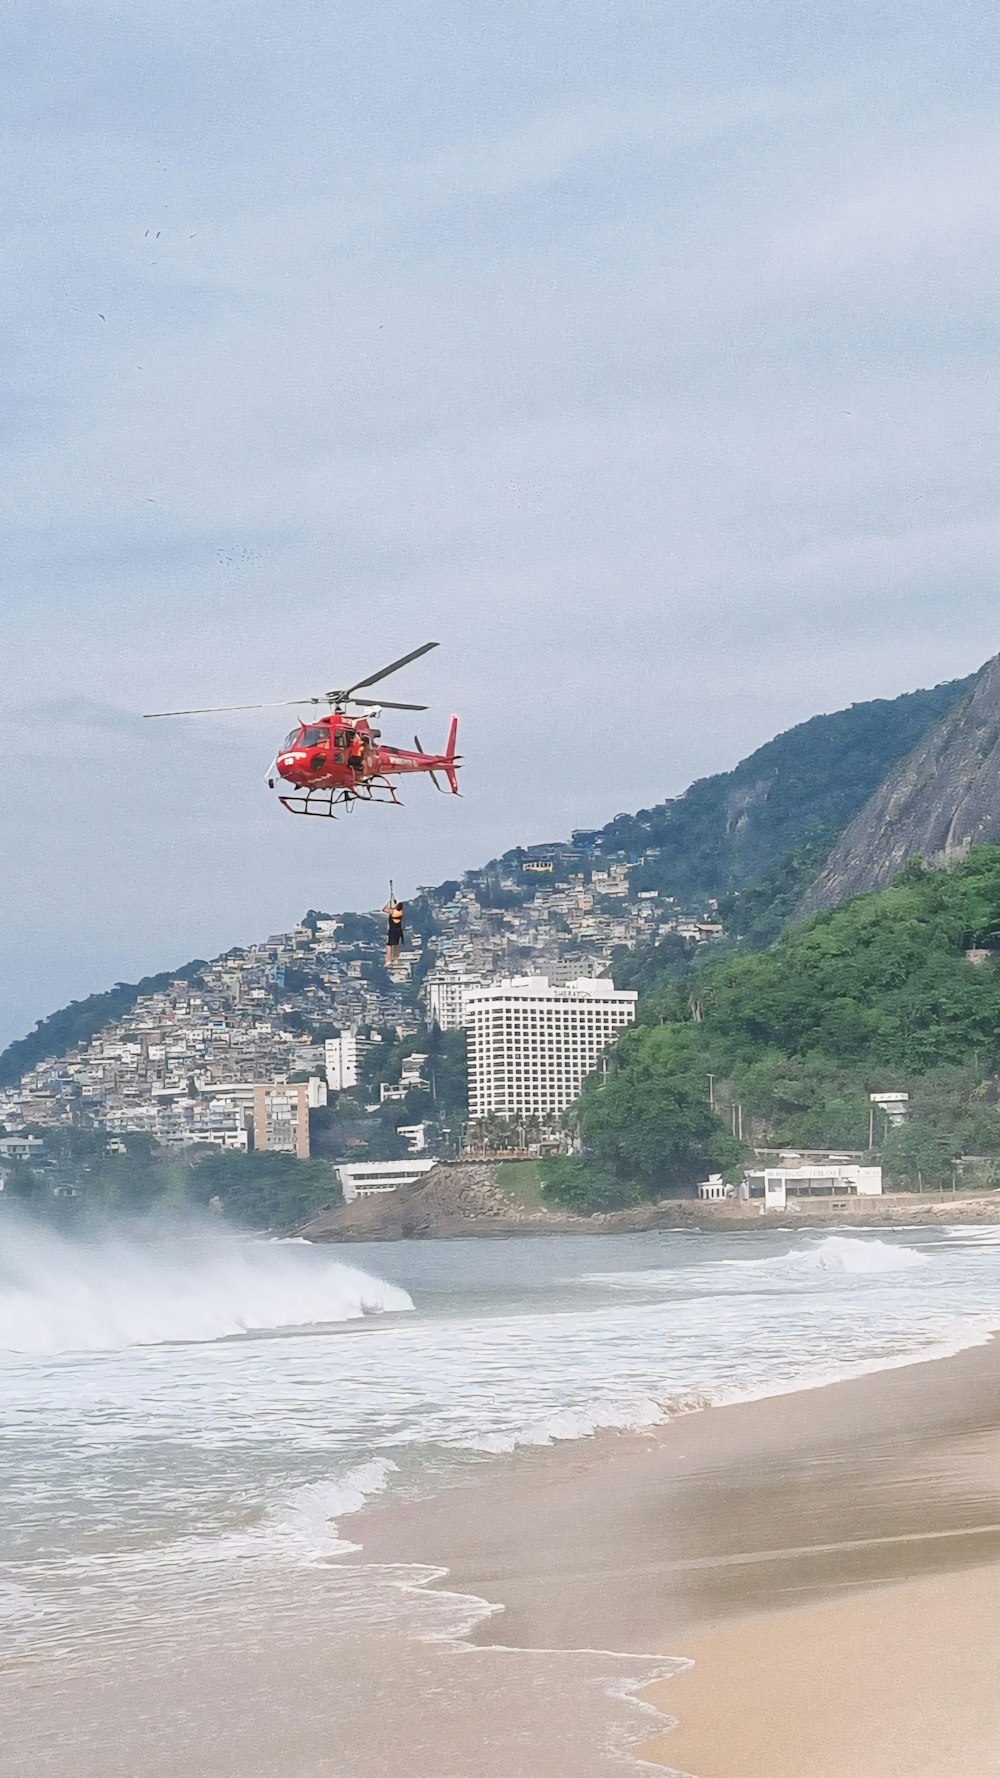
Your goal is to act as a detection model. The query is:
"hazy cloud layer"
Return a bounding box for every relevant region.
[2,1,999,1043]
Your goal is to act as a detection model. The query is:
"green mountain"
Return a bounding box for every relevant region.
[551,847,1000,1208]
[592,675,971,902]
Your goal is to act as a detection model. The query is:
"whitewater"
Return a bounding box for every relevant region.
[2,1219,1000,1776]
[0,1221,411,1354]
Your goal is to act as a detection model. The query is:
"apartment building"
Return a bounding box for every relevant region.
[252,1083,311,1158]
[325,1032,359,1092]
[465,976,637,1121]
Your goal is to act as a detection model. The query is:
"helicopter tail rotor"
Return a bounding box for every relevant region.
[443,714,461,796]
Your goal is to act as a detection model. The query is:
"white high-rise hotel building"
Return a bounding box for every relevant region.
[465,976,637,1121]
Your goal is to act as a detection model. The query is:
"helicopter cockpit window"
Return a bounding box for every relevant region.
[281,730,301,749]
[302,727,327,747]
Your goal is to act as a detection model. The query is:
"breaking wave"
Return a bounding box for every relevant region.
[729,1235,928,1277]
[0,1221,413,1355]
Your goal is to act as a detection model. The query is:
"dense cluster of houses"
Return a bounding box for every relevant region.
[0,835,724,1169]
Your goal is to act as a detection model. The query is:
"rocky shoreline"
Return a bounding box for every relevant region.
[297,1161,1000,1242]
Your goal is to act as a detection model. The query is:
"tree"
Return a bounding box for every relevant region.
[5,1161,40,1201]
[540,1155,644,1213]
[186,1150,341,1228]
[881,1122,962,1192]
[575,1025,748,1198]
[82,1137,169,1215]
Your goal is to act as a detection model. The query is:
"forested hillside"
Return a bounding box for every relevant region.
[548,848,1000,1208]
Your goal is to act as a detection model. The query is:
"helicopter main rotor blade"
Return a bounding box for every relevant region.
[344,641,439,698]
[144,641,440,718]
[142,698,322,718]
[348,698,427,711]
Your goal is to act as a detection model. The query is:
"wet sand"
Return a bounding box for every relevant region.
[356,1337,1000,1774]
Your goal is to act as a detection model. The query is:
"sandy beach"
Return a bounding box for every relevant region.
[356,1336,1000,1776]
[647,1564,1000,1777]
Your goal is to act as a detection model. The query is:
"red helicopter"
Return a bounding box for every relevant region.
[144,641,461,818]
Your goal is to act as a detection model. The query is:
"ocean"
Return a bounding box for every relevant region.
[3,1218,1000,1776]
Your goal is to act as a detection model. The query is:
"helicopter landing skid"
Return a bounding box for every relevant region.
[278,778,402,819]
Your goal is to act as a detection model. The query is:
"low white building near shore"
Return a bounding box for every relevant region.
[740,1163,883,1210]
[335,1158,436,1202]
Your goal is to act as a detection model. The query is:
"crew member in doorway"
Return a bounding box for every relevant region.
[383,897,405,967]
[347,728,366,776]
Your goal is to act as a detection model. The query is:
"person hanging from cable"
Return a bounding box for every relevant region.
[383,890,405,967]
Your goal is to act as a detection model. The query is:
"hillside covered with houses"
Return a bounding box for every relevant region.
[0,824,722,1177]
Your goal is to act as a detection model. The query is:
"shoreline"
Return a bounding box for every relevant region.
[352,1334,1000,1774]
[303,1182,1000,1241]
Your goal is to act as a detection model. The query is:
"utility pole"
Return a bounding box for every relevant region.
[708,1073,716,1111]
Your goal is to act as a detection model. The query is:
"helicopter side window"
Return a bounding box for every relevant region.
[302,727,327,747]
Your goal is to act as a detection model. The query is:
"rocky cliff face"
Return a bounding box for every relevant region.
[800,653,1000,915]
[298,1162,573,1242]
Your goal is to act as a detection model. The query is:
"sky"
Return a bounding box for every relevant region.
[2,0,1000,1047]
